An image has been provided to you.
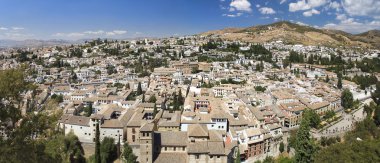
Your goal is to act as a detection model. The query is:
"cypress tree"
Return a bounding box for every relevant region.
[153,104,158,118]
[136,82,142,96]
[95,123,101,163]
[295,111,316,163]
[337,76,342,89]
[235,147,241,163]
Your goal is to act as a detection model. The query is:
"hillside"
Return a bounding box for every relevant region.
[200,21,379,49]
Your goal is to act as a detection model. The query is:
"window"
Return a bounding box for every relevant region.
[210,156,213,159]
[174,147,176,151]
[165,147,167,151]
[195,155,200,159]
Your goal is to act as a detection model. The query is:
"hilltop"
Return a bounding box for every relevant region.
[200,21,380,49]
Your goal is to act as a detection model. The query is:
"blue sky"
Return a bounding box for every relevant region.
[0,0,379,40]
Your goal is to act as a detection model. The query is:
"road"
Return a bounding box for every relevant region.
[313,99,371,139]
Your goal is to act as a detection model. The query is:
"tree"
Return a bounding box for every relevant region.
[186,86,190,97]
[136,82,142,96]
[0,68,33,129]
[153,104,158,118]
[305,109,321,128]
[235,147,241,163]
[372,82,380,105]
[263,156,275,163]
[337,76,342,89]
[341,89,354,110]
[84,104,93,117]
[323,110,336,119]
[100,137,117,163]
[364,102,376,118]
[62,133,86,163]
[178,89,184,105]
[279,142,285,153]
[142,94,145,103]
[149,95,157,103]
[95,123,101,163]
[295,109,316,163]
[123,142,137,163]
[374,106,380,126]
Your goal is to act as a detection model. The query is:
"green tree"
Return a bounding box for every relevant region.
[341,89,354,110]
[363,102,376,118]
[372,82,380,105]
[279,142,285,153]
[153,104,158,118]
[62,133,86,163]
[95,123,101,163]
[136,82,143,96]
[0,68,33,129]
[123,142,137,163]
[84,104,93,117]
[178,89,184,105]
[337,76,342,89]
[374,106,380,126]
[235,147,241,163]
[263,156,275,163]
[149,95,157,103]
[100,137,117,163]
[305,109,321,128]
[294,109,316,163]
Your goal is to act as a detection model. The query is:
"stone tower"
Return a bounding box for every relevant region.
[139,123,155,163]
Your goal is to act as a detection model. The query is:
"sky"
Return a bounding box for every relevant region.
[0,0,379,40]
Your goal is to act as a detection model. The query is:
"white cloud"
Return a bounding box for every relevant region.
[296,21,308,26]
[0,27,8,30]
[256,4,260,8]
[323,12,379,33]
[113,30,127,35]
[259,7,276,14]
[280,0,287,4]
[342,0,380,17]
[52,29,127,38]
[328,1,341,11]
[230,0,252,12]
[336,14,347,21]
[223,13,243,17]
[134,32,143,35]
[84,30,105,35]
[2,32,33,40]
[324,20,380,33]
[106,30,127,36]
[289,0,328,12]
[12,27,24,30]
[303,9,320,17]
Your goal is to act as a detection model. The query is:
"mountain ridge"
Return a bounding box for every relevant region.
[200,21,380,49]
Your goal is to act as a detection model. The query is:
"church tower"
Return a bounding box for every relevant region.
[139,123,155,163]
